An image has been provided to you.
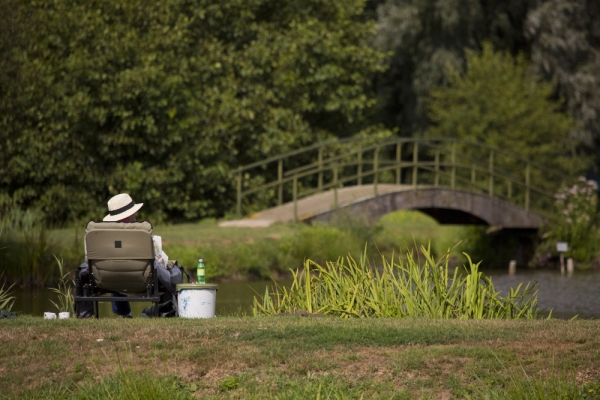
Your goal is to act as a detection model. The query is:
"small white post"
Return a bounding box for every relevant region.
[556,242,569,275]
[508,260,516,275]
[566,258,574,276]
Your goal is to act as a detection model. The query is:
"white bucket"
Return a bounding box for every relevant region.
[176,284,218,318]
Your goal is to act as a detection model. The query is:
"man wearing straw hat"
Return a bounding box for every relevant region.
[77,193,174,318]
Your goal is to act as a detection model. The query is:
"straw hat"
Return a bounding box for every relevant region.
[103,193,143,222]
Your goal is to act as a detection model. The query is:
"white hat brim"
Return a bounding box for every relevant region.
[103,203,144,222]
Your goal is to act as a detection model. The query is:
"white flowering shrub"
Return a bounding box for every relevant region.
[535,177,599,266]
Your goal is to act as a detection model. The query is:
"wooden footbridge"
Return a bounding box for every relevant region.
[220,138,569,229]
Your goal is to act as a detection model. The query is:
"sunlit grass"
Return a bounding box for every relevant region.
[39,210,471,284]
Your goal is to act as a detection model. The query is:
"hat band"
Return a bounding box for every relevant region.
[109,201,135,216]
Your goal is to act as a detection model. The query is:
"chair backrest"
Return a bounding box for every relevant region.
[85,221,154,293]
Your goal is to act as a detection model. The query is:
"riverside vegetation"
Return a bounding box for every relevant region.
[3,210,600,397]
[1,208,469,286]
[253,247,540,319]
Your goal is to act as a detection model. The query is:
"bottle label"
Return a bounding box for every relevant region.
[197,269,205,276]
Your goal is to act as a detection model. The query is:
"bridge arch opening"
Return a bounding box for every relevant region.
[413,208,489,226]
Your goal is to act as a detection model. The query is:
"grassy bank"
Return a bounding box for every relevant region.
[2,317,600,399]
[37,211,470,283]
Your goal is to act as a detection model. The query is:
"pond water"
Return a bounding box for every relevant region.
[485,268,600,319]
[12,280,278,318]
[10,269,600,319]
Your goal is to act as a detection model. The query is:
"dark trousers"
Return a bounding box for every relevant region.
[75,263,150,318]
[110,293,131,316]
[75,262,174,318]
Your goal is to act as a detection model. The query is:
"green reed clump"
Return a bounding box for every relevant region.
[0,205,56,285]
[48,256,74,313]
[253,245,541,319]
[0,273,16,312]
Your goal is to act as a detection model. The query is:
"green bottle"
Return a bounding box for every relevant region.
[196,258,205,284]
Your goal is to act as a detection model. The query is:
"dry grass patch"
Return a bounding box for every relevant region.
[3,317,600,399]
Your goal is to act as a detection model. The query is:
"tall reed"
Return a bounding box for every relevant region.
[253,245,541,319]
[0,205,56,286]
[48,256,74,313]
[0,273,16,311]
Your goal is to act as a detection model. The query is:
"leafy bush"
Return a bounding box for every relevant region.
[534,177,600,267]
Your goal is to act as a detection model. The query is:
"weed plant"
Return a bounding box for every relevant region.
[48,256,74,313]
[253,246,541,319]
[0,273,16,311]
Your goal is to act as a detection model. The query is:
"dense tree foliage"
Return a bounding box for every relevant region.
[0,0,386,224]
[373,0,539,134]
[373,0,598,172]
[525,0,600,171]
[426,43,585,195]
[3,0,600,225]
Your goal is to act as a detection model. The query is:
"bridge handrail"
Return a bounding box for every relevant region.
[235,137,570,181]
[283,142,544,188]
[233,137,573,218]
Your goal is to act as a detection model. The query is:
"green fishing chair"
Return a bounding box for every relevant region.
[74,221,160,318]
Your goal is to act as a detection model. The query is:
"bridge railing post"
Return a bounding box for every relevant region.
[434,148,440,187]
[236,167,242,218]
[293,174,298,223]
[396,142,402,185]
[525,163,530,211]
[318,148,323,192]
[412,141,418,190]
[374,148,379,196]
[333,163,338,209]
[451,142,456,190]
[488,150,494,197]
[358,150,362,185]
[278,159,283,205]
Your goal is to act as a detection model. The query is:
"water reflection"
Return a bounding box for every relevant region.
[12,280,281,318]
[10,270,600,319]
[486,269,600,319]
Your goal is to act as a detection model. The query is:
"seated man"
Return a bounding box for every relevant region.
[77,193,176,318]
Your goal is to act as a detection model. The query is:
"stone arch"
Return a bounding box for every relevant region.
[309,188,545,229]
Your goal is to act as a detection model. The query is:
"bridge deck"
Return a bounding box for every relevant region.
[220,184,419,227]
[218,184,545,229]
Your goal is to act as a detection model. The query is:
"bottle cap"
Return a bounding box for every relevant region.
[198,259,203,262]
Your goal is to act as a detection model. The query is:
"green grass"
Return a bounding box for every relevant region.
[2,317,600,399]
[38,210,472,284]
